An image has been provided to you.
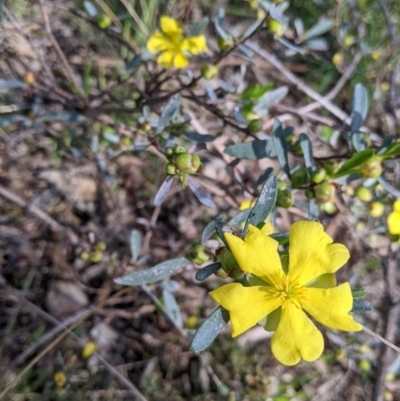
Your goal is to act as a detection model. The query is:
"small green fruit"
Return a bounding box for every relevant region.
[175,153,201,174]
[322,160,339,175]
[97,14,112,29]
[165,147,174,159]
[314,182,335,203]
[369,201,384,218]
[90,251,103,263]
[200,64,218,80]
[360,157,383,178]
[305,188,315,199]
[172,145,187,156]
[311,168,327,184]
[276,189,294,208]
[248,119,263,133]
[166,163,177,176]
[320,201,337,215]
[290,168,308,189]
[217,36,233,51]
[355,186,373,202]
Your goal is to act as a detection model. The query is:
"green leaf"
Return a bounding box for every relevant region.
[201,215,223,245]
[156,94,180,135]
[333,148,375,178]
[381,142,400,159]
[162,289,183,328]
[352,299,372,313]
[224,140,276,160]
[190,16,209,36]
[350,83,369,134]
[114,257,190,286]
[195,262,221,281]
[183,132,215,142]
[190,307,230,352]
[242,176,277,237]
[272,119,291,178]
[299,133,315,176]
[253,87,288,117]
[352,289,367,299]
[270,232,289,244]
[239,84,273,100]
[377,176,400,198]
[303,18,333,41]
[129,229,142,263]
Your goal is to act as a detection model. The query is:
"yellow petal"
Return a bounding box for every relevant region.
[157,51,174,68]
[388,211,400,235]
[160,16,182,35]
[288,221,350,286]
[173,52,189,69]
[239,199,254,210]
[301,283,363,331]
[271,302,324,366]
[209,283,282,337]
[393,200,400,213]
[306,273,336,289]
[181,35,208,54]
[147,31,173,53]
[261,221,274,235]
[225,225,286,287]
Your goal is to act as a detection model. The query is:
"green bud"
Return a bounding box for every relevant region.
[248,119,263,133]
[242,110,259,122]
[216,246,239,273]
[314,182,335,203]
[369,201,384,218]
[175,153,201,174]
[138,121,152,134]
[358,359,371,373]
[360,157,383,178]
[355,186,373,202]
[311,167,327,184]
[90,251,103,263]
[290,168,308,189]
[188,245,211,265]
[276,189,294,208]
[97,14,112,29]
[292,141,303,156]
[305,188,315,199]
[95,241,106,252]
[277,179,287,190]
[166,162,177,176]
[79,251,90,261]
[320,201,337,215]
[200,64,218,80]
[173,145,187,156]
[322,160,339,175]
[285,133,296,146]
[228,266,244,280]
[165,147,174,159]
[217,36,233,51]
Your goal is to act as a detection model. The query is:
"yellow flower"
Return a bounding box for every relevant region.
[54,371,67,388]
[147,16,207,69]
[388,200,400,235]
[209,221,362,366]
[82,341,97,359]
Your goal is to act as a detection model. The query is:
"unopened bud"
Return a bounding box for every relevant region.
[290,168,308,189]
[277,179,287,190]
[322,160,339,175]
[200,64,218,80]
[97,14,112,29]
[172,145,187,156]
[165,147,174,159]
[95,241,106,252]
[54,371,67,388]
[248,119,263,133]
[369,201,384,218]
[320,201,337,215]
[311,167,327,184]
[228,266,244,280]
[217,36,233,51]
[268,19,285,36]
[360,157,383,179]
[358,359,371,372]
[90,251,103,263]
[166,162,177,176]
[314,182,335,203]
[175,153,201,174]
[188,245,211,265]
[276,189,294,208]
[216,246,239,274]
[355,186,373,202]
[138,121,152,133]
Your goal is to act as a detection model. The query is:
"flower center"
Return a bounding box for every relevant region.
[274,277,306,309]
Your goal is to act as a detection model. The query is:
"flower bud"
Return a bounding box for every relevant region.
[175,153,201,174]
[24,71,35,85]
[267,19,285,36]
[79,251,90,261]
[359,157,383,178]
[290,168,308,189]
[332,52,344,69]
[277,179,287,190]
[82,341,97,359]
[172,145,187,156]
[358,359,371,373]
[216,246,239,274]
[138,121,152,134]
[90,251,103,263]
[369,201,384,218]
[165,147,174,159]
[228,266,244,280]
[320,201,337,215]
[314,182,335,203]
[322,160,339,175]
[97,14,112,29]
[95,241,106,252]
[242,110,259,122]
[311,167,327,184]
[248,119,263,133]
[355,186,373,202]
[217,36,233,51]
[305,188,315,199]
[188,245,211,265]
[166,162,177,176]
[276,189,294,208]
[200,64,218,80]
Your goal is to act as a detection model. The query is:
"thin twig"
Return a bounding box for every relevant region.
[38,0,86,98]
[0,184,79,244]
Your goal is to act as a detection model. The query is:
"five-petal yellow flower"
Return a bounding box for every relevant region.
[209,221,362,366]
[388,200,400,235]
[147,16,208,69]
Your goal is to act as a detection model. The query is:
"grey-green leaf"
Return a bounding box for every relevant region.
[156,94,180,135]
[224,140,276,160]
[162,289,183,328]
[129,229,143,263]
[190,16,209,36]
[154,176,173,206]
[299,133,315,175]
[351,83,368,133]
[303,18,333,41]
[195,262,221,281]
[352,298,372,313]
[201,215,223,245]
[229,209,251,226]
[114,257,190,286]
[242,175,277,236]
[190,307,230,352]
[272,119,290,178]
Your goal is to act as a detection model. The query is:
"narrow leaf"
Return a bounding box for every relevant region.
[114,257,190,286]
[270,232,289,244]
[352,298,372,313]
[228,209,251,227]
[124,54,142,72]
[183,132,215,142]
[303,18,333,41]
[190,307,230,352]
[129,229,143,263]
[299,133,315,175]
[187,177,216,209]
[154,176,173,206]
[352,290,367,299]
[381,142,400,159]
[253,86,288,116]
[350,83,368,133]
[83,1,97,17]
[302,38,329,51]
[0,79,26,90]
[190,16,209,36]
[201,215,223,245]
[162,289,183,328]
[215,220,237,251]
[242,19,263,39]
[242,176,278,236]
[255,167,274,188]
[224,140,276,160]
[195,262,222,281]
[156,94,180,135]
[333,148,375,178]
[377,176,400,198]
[272,119,291,178]
[308,199,319,220]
